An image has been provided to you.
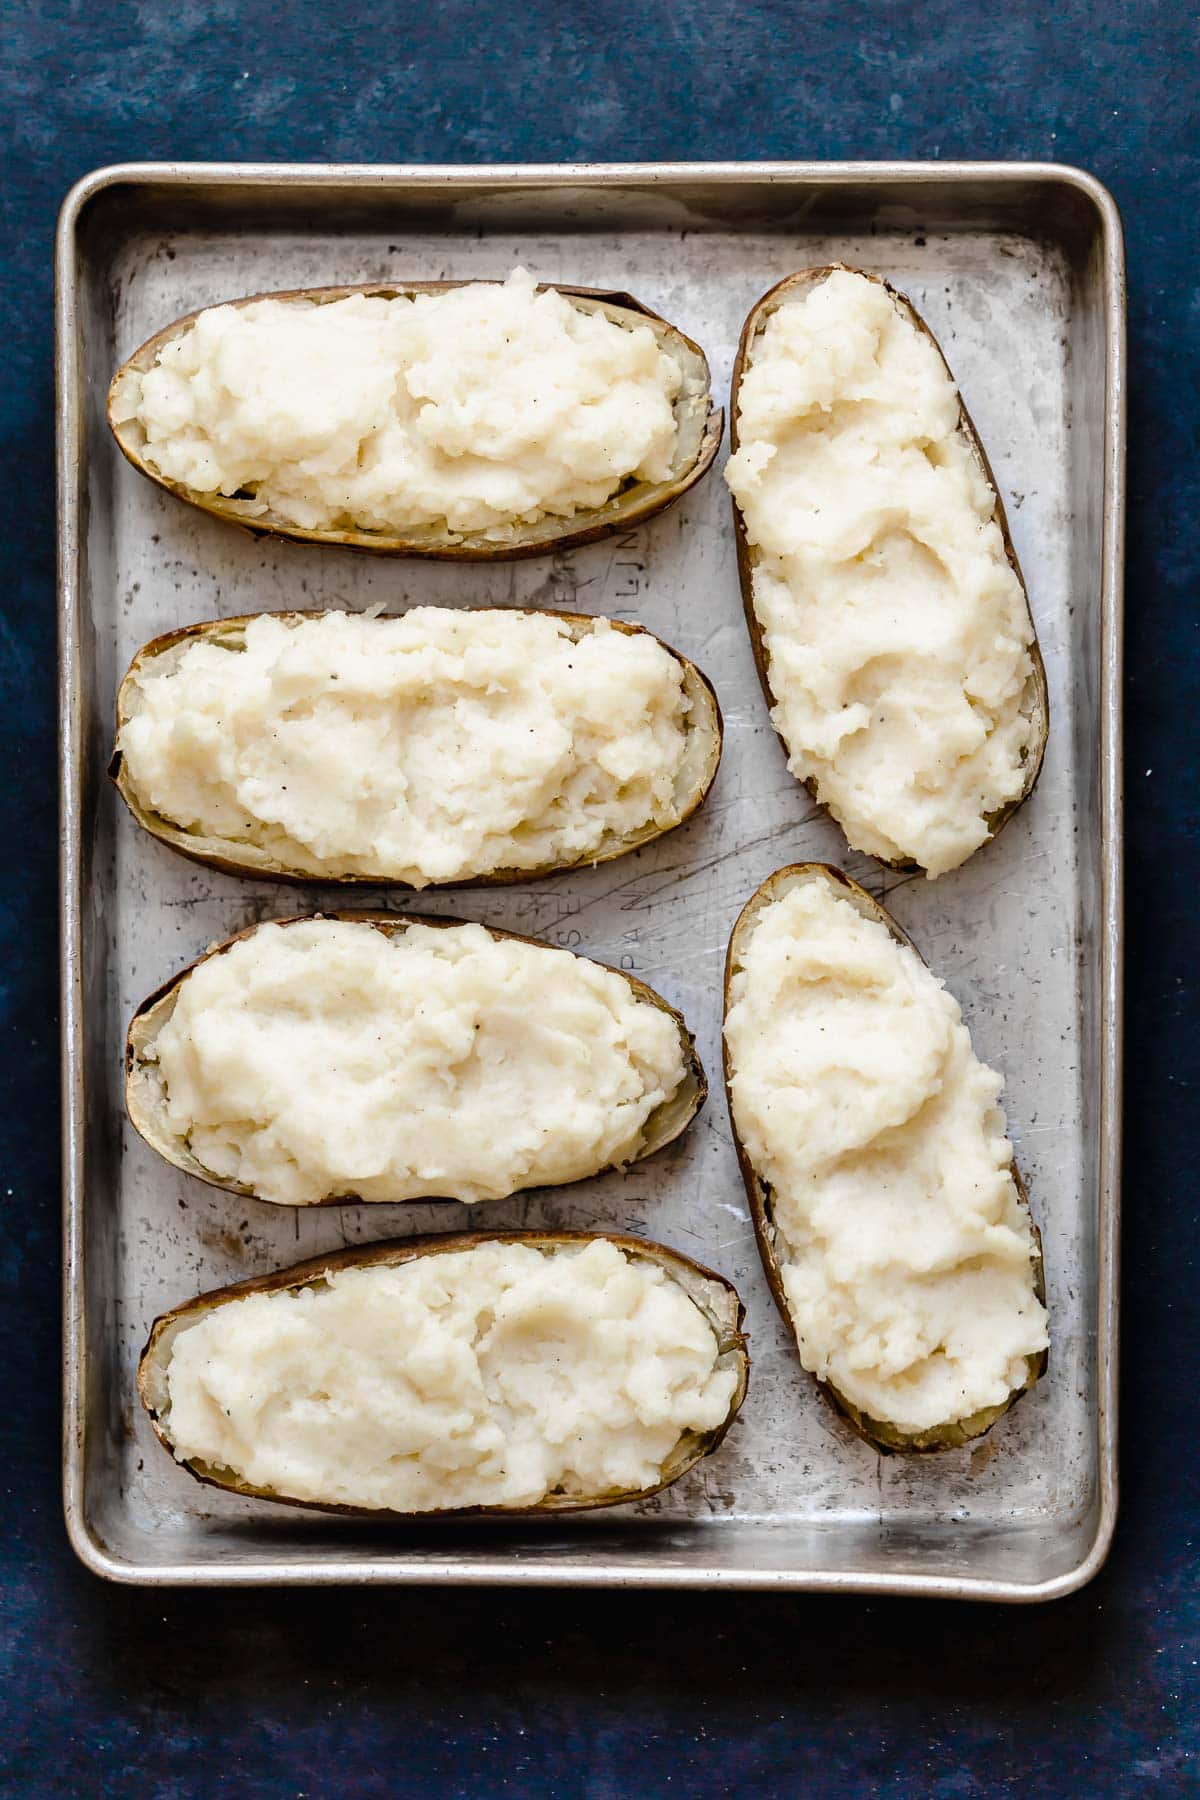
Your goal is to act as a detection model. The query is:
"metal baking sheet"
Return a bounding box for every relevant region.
[57,162,1124,1598]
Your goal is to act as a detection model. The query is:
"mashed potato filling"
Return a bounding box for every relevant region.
[143,920,688,1206]
[725,269,1038,878]
[724,879,1047,1434]
[160,1240,738,1511]
[118,609,693,885]
[112,269,683,538]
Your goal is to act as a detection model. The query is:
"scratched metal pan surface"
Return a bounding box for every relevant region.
[57,163,1124,1597]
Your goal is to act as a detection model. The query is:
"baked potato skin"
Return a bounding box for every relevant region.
[722,861,1048,1455]
[137,1228,750,1518]
[109,608,723,887]
[728,267,1050,874]
[125,910,707,1205]
[108,282,723,559]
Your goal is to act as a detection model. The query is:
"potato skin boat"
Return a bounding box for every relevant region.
[728,266,1050,874]
[126,910,707,1204]
[722,861,1048,1454]
[109,608,723,887]
[137,1228,750,1518]
[108,281,723,558]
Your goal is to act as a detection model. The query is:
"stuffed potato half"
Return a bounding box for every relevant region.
[722,862,1048,1453]
[126,912,707,1207]
[110,607,722,888]
[108,278,722,557]
[723,266,1050,878]
[137,1230,749,1517]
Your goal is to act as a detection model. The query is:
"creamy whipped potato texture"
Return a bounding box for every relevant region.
[160,1240,739,1511]
[118,609,694,885]
[724,879,1047,1434]
[141,920,688,1205]
[113,270,684,538]
[725,269,1038,878]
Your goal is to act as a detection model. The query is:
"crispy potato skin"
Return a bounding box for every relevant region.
[108,282,723,558]
[126,910,707,1205]
[722,861,1048,1454]
[109,608,723,887]
[137,1228,750,1517]
[728,267,1050,874]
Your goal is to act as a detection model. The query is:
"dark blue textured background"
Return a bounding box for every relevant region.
[3,2,1197,1793]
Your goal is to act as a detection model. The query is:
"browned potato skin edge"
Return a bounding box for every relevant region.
[109,608,723,887]
[721,861,1049,1455]
[137,1228,750,1518]
[108,282,724,559]
[126,910,707,1206]
[728,266,1050,875]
